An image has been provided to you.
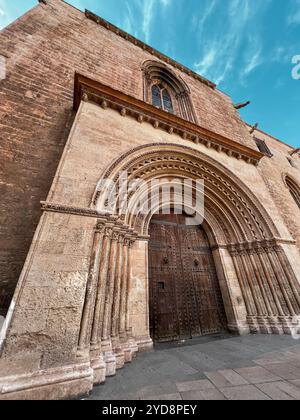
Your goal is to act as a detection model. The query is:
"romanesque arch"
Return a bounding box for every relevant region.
[78,143,300,383]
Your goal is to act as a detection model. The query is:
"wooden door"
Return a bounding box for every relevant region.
[149,212,227,342]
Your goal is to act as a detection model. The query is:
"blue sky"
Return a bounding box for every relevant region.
[0,0,299,147]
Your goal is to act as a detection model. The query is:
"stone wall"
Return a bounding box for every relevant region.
[0,0,256,315]
[251,128,300,251]
[49,102,294,244]
[0,94,299,399]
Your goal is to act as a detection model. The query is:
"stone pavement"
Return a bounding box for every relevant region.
[86,334,300,401]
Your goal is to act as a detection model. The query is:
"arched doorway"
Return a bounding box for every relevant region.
[149,211,227,342]
[92,143,300,341]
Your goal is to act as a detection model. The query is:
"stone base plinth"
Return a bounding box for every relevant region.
[0,362,93,401]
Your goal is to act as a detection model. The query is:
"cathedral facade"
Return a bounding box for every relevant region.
[0,0,300,399]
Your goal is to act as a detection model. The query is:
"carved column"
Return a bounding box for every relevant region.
[77,220,106,356]
[249,248,276,333]
[255,246,284,334]
[101,228,120,376]
[230,249,253,316]
[251,250,275,313]
[125,237,139,356]
[257,247,284,316]
[237,248,263,333]
[119,236,132,362]
[90,224,113,383]
[267,247,296,317]
[111,231,126,369]
[275,245,300,310]
[230,240,300,335]
[245,250,268,314]
[231,246,261,332]
[239,252,262,314]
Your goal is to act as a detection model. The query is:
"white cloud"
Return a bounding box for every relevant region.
[243,50,262,76]
[141,0,155,44]
[270,45,298,64]
[288,0,300,25]
[194,0,253,84]
[132,0,175,43]
[195,47,217,75]
[120,0,172,43]
[241,36,263,81]
[0,0,8,30]
[193,0,271,85]
[192,0,217,37]
[122,1,135,35]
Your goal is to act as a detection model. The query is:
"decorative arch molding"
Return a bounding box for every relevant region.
[92,143,279,240]
[81,143,300,356]
[142,60,198,123]
[283,174,300,209]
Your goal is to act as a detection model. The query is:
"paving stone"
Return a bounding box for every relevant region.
[219,385,271,401]
[205,369,249,387]
[283,350,300,362]
[289,380,300,388]
[142,393,182,401]
[254,351,293,366]
[263,363,300,381]
[180,389,226,401]
[138,382,178,398]
[175,350,227,372]
[234,366,281,384]
[153,359,199,379]
[285,347,300,357]
[256,381,300,400]
[176,379,215,392]
[86,336,300,400]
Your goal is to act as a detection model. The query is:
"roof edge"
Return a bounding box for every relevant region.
[84,10,216,91]
[74,73,263,166]
[246,124,294,149]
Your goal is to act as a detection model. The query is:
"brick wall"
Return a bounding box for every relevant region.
[0,0,265,315]
[252,129,300,250]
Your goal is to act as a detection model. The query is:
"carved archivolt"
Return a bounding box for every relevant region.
[86,143,300,338]
[93,143,278,241]
[74,142,300,389]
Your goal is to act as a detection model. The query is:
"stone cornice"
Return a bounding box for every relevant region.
[41,201,112,219]
[84,10,216,90]
[74,74,263,165]
[40,201,143,239]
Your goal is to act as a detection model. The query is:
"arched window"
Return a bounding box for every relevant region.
[286,177,300,209]
[162,88,173,113]
[143,60,197,123]
[152,85,162,109]
[151,84,174,113]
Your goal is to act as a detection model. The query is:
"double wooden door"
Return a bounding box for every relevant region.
[149,213,227,342]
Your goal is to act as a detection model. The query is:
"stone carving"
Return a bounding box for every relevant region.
[92,144,275,239]
[90,144,300,343]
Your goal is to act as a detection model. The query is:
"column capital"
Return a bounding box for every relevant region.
[111,227,121,242]
[104,225,115,238]
[95,218,108,233]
